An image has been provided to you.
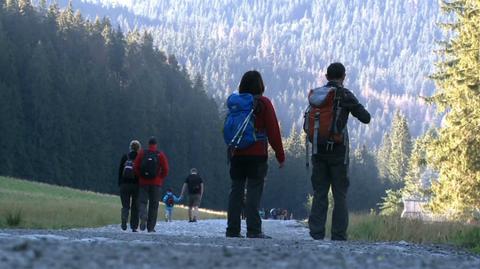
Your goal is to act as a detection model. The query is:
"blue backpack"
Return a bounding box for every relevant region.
[223,93,266,149]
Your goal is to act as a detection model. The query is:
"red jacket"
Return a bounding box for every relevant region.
[233,96,285,163]
[134,145,169,186]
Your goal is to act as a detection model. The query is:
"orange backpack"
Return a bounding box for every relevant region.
[303,86,345,158]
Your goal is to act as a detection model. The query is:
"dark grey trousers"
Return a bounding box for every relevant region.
[227,156,268,236]
[308,155,350,240]
[139,185,161,231]
[119,183,139,230]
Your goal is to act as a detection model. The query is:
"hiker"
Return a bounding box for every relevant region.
[269,208,277,220]
[259,208,265,219]
[180,168,204,222]
[223,70,285,239]
[118,140,141,232]
[304,62,371,241]
[134,137,169,232]
[162,188,182,222]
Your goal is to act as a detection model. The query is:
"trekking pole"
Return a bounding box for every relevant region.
[231,109,255,148]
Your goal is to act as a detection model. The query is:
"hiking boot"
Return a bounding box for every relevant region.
[139,220,146,231]
[226,232,244,238]
[132,229,138,233]
[310,234,324,240]
[247,233,272,239]
[121,221,127,231]
[147,229,156,233]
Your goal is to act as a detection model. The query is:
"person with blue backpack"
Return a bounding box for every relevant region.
[162,188,182,222]
[118,140,141,232]
[223,70,285,239]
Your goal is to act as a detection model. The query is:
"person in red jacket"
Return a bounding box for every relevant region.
[226,70,285,239]
[134,137,169,232]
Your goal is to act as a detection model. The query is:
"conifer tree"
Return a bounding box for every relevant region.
[403,130,437,199]
[388,111,412,185]
[377,133,391,181]
[429,0,480,220]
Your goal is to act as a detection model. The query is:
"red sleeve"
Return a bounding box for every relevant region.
[262,98,285,163]
[134,150,144,176]
[158,152,169,178]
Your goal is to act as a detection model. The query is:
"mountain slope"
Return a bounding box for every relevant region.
[65,0,442,146]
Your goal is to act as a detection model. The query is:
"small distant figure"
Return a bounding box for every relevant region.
[281,209,288,220]
[118,140,141,232]
[134,137,169,233]
[259,208,266,220]
[162,188,182,222]
[180,168,204,222]
[269,208,277,220]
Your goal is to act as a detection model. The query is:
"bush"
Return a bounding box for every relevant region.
[5,209,23,227]
[378,189,403,216]
[453,227,480,253]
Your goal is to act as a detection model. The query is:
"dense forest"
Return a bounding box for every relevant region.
[60,0,443,147]
[0,0,229,209]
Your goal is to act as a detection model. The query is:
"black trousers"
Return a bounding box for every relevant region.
[119,183,139,230]
[227,156,268,236]
[308,154,350,240]
[139,185,161,231]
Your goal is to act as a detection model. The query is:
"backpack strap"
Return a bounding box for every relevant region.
[326,86,345,151]
[313,111,320,155]
[304,106,311,167]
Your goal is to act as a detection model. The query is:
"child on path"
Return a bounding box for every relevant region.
[163,188,182,222]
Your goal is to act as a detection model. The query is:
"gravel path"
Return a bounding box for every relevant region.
[0,219,478,269]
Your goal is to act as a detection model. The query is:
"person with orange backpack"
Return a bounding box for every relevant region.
[134,137,169,232]
[304,63,370,241]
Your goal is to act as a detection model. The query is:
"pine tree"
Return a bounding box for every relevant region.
[377,133,391,181]
[388,111,412,185]
[284,125,304,158]
[403,130,437,199]
[429,0,480,220]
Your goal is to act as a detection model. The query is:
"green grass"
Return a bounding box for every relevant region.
[346,213,480,253]
[0,176,225,229]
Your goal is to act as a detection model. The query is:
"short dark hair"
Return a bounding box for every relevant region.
[239,70,265,95]
[326,62,346,80]
[148,137,157,145]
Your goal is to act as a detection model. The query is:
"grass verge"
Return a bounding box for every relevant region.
[346,213,480,253]
[0,176,225,229]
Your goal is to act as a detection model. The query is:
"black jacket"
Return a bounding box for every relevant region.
[118,151,139,185]
[314,81,371,157]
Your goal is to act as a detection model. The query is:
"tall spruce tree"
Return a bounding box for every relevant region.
[429,0,480,220]
[377,133,392,181]
[388,111,413,185]
[403,130,437,200]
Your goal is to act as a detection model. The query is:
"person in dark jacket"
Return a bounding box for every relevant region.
[308,62,371,241]
[180,168,204,222]
[226,70,285,239]
[134,137,169,233]
[118,140,141,232]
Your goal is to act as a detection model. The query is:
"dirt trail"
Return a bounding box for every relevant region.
[0,219,478,269]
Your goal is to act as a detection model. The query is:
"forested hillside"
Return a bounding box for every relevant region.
[0,1,229,209]
[62,0,443,146]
